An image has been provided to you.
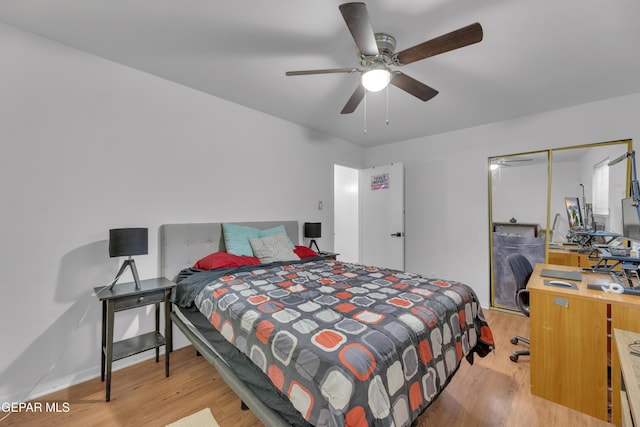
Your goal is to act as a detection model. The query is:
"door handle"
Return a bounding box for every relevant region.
[390,232,403,237]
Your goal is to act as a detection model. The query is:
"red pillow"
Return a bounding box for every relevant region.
[294,245,319,259]
[193,252,260,270]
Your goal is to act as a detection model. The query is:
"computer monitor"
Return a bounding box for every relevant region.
[622,197,640,242]
[564,197,583,230]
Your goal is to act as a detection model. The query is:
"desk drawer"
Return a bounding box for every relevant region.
[114,290,165,311]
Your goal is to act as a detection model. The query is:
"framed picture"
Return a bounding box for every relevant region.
[371,173,389,190]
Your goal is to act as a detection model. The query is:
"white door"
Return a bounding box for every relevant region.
[359,163,405,270]
[334,165,359,263]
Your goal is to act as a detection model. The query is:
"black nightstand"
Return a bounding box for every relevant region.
[94,277,175,401]
[318,251,339,260]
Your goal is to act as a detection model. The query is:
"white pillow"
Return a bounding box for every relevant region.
[249,233,300,264]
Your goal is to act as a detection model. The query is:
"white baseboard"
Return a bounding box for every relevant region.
[1,339,191,405]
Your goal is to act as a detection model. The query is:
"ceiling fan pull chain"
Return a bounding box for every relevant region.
[386,85,390,125]
[363,90,367,134]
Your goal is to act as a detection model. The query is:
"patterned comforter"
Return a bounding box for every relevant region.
[185,258,494,427]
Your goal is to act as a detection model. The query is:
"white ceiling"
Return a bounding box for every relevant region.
[2,1,640,148]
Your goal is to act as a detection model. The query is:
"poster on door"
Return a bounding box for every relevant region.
[371,173,389,190]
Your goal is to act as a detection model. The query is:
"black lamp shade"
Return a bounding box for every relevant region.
[109,228,148,258]
[304,222,322,239]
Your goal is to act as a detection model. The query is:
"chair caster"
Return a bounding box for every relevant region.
[510,337,518,345]
[510,353,519,362]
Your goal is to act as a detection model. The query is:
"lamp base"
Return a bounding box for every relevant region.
[309,240,320,252]
[109,258,141,290]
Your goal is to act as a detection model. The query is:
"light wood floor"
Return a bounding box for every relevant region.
[3,309,612,427]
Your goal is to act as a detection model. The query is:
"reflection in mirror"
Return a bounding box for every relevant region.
[489,151,549,310]
[548,141,630,268]
[489,140,632,312]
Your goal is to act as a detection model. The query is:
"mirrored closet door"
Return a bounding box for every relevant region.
[489,139,632,311]
[489,151,549,310]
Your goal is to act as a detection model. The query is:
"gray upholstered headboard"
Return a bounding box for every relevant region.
[159,221,300,281]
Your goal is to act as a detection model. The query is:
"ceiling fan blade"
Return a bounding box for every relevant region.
[341,84,366,114]
[286,68,358,76]
[394,22,483,65]
[339,2,379,56]
[390,72,438,102]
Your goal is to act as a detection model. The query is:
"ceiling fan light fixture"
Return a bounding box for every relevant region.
[361,67,391,92]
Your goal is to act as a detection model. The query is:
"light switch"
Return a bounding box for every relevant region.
[318,201,323,210]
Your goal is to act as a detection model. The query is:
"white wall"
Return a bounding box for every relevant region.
[365,92,640,307]
[0,23,364,403]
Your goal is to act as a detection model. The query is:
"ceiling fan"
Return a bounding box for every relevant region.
[285,2,483,114]
[491,158,534,168]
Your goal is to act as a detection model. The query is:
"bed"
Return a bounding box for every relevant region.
[161,221,494,427]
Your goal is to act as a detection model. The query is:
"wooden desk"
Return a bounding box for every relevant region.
[613,329,640,426]
[548,247,594,268]
[528,263,640,424]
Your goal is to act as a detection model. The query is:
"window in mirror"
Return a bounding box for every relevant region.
[592,158,609,217]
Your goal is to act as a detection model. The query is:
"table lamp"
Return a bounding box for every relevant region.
[108,228,148,290]
[304,222,321,252]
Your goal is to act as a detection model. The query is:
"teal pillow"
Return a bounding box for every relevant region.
[222,223,260,256]
[222,223,294,256]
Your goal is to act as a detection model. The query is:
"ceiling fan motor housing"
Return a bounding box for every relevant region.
[359,33,396,68]
[375,33,396,56]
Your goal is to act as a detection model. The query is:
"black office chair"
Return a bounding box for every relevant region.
[507,253,533,362]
